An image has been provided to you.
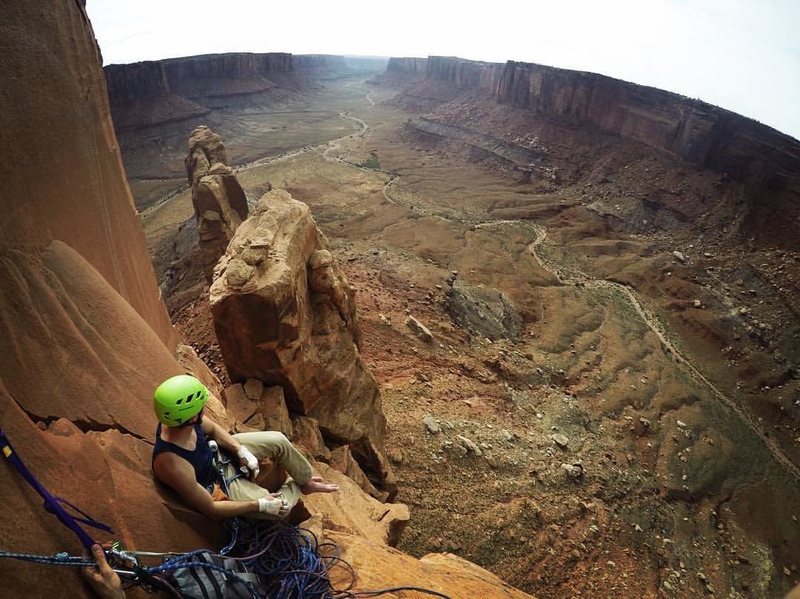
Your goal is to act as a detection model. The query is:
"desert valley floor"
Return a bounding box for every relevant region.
[132,71,800,598]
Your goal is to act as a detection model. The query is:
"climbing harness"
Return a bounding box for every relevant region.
[0,429,452,598]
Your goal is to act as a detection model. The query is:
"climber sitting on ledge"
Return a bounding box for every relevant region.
[152,374,338,520]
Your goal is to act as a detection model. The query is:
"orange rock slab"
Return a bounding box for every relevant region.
[325,531,536,599]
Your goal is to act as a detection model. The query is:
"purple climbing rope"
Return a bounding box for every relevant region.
[0,429,113,551]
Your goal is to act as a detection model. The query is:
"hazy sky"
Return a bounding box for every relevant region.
[87,0,800,140]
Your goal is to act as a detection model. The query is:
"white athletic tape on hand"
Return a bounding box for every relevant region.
[257,495,289,517]
[237,445,260,479]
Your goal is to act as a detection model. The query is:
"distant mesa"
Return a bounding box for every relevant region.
[386,55,800,195]
[104,52,347,130]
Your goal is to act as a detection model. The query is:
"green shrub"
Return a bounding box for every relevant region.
[360,152,381,170]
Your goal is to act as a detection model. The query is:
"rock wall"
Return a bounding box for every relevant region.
[0,0,175,347]
[427,55,504,89]
[210,189,395,496]
[0,1,206,596]
[184,126,249,281]
[496,61,800,192]
[106,52,292,104]
[387,56,428,75]
[163,52,292,81]
[106,52,346,108]
[293,54,348,70]
[104,60,170,103]
[389,56,800,194]
[105,52,352,131]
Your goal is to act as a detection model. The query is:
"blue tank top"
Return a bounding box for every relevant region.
[152,422,217,491]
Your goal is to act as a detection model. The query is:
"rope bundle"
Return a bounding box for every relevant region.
[230,520,334,598]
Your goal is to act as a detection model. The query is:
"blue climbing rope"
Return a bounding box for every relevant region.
[0,550,94,568]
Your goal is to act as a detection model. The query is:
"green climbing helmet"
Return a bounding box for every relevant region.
[154,374,208,427]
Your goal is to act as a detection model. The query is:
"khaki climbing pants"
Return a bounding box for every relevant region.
[222,431,313,519]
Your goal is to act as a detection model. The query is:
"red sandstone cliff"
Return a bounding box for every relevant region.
[0,2,174,348]
[388,56,800,198]
[105,52,348,130]
[0,1,198,595]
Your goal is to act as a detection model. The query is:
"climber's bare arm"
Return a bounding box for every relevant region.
[200,414,244,455]
[153,451,258,520]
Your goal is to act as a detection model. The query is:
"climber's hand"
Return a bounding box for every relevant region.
[257,493,290,518]
[82,543,125,599]
[237,445,260,480]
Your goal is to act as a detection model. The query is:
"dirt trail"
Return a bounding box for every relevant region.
[381,175,398,205]
[321,113,368,162]
[526,223,800,482]
[383,200,800,482]
[139,183,190,218]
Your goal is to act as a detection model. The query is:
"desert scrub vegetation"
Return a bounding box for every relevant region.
[359,151,381,170]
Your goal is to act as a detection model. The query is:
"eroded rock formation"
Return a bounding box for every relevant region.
[185,125,249,281]
[209,189,396,497]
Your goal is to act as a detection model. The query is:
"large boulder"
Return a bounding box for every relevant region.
[446,280,522,340]
[185,126,249,281]
[210,189,395,496]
